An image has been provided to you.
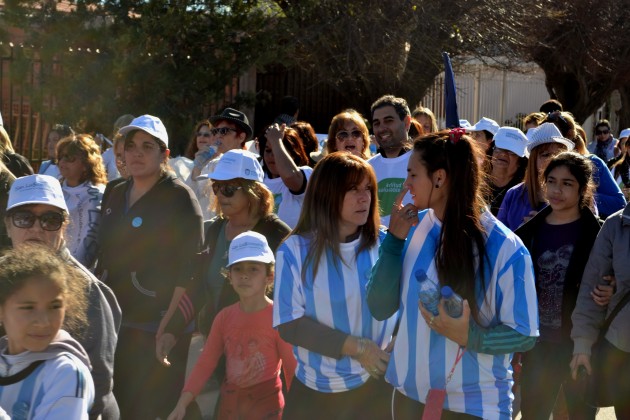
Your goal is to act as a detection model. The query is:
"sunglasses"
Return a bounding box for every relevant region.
[596,129,610,135]
[11,211,65,231]
[210,127,238,136]
[336,130,363,141]
[197,132,212,138]
[212,183,243,197]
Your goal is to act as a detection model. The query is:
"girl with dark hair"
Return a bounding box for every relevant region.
[515,152,600,419]
[273,152,397,419]
[261,124,311,228]
[368,130,539,418]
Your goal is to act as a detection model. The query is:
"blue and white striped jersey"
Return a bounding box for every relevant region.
[0,352,94,419]
[273,233,398,393]
[388,209,538,419]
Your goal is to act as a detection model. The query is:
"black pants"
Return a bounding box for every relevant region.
[283,377,393,420]
[393,390,481,419]
[521,340,596,420]
[598,339,630,418]
[113,326,202,419]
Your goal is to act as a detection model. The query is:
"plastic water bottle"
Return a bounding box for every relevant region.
[416,270,440,316]
[441,286,464,318]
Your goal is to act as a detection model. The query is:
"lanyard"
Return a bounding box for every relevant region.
[445,346,465,387]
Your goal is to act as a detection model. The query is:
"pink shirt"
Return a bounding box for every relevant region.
[183,302,296,395]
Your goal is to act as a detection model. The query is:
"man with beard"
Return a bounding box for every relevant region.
[368,95,413,225]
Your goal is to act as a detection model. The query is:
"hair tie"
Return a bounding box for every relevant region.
[449,128,466,144]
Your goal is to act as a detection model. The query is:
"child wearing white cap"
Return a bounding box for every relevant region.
[168,231,296,420]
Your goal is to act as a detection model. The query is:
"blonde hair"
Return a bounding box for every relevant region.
[212,178,274,220]
[0,126,15,154]
[326,109,371,160]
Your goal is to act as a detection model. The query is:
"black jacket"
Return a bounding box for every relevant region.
[515,206,602,340]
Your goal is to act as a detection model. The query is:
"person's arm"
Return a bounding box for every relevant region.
[590,155,626,217]
[571,217,616,356]
[265,124,304,192]
[276,330,297,390]
[467,323,537,354]
[367,232,404,320]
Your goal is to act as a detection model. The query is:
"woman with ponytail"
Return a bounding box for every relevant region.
[367,129,539,419]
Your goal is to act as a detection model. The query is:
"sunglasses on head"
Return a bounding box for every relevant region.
[596,129,610,135]
[212,183,243,197]
[336,130,363,141]
[197,132,212,138]
[210,127,238,136]
[11,210,64,231]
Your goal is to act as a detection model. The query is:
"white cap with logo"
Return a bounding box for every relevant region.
[208,149,264,182]
[227,231,275,267]
[466,117,500,136]
[118,114,169,147]
[7,175,68,212]
[494,127,530,158]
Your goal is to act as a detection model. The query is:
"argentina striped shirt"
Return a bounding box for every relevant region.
[273,232,398,393]
[388,209,538,419]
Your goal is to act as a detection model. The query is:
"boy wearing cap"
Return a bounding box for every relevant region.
[5,174,121,420]
[168,231,296,420]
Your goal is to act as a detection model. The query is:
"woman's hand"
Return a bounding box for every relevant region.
[388,187,418,240]
[356,339,390,378]
[570,353,591,380]
[591,275,616,306]
[265,123,285,145]
[156,333,177,367]
[419,299,471,347]
[167,392,194,420]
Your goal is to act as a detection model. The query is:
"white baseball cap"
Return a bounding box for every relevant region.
[526,122,574,153]
[459,119,471,129]
[494,127,529,158]
[118,115,169,147]
[7,175,68,212]
[466,117,500,136]
[207,149,264,182]
[619,128,630,139]
[227,231,275,267]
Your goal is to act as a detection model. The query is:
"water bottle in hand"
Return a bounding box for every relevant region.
[194,145,218,169]
[416,270,440,316]
[441,286,464,318]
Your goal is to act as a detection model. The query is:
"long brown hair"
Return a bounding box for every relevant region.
[412,131,488,322]
[57,134,108,186]
[524,142,568,208]
[292,152,379,280]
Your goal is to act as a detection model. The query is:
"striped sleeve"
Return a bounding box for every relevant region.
[467,323,537,355]
[273,238,306,327]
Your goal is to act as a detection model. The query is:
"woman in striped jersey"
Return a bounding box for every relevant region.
[273,152,398,419]
[368,130,539,419]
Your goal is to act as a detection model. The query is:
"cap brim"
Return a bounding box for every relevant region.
[527,137,574,153]
[227,256,274,267]
[7,199,67,212]
[118,125,168,146]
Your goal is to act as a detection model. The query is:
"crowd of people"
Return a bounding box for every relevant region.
[0,94,628,419]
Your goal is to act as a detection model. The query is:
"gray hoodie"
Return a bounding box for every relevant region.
[0,330,94,419]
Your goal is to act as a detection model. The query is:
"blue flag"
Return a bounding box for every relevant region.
[443,52,460,128]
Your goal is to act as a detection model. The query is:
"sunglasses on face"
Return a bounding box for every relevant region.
[197,132,212,138]
[11,211,64,231]
[336,130,363,141]
[212,183,243,197]
[210,127,238,136]
[596,129,610,135]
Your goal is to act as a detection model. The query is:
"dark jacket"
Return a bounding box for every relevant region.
[2,152,34,178]
[96,173,203,333]
[515,206,602,340]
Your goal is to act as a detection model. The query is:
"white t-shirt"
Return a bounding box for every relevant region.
[101,148,120,181]
[368,151,413,226]
[263,166,313,229]
[62,181,105,269]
